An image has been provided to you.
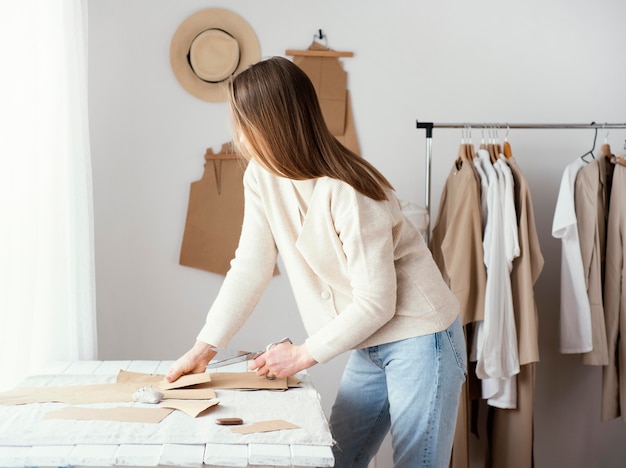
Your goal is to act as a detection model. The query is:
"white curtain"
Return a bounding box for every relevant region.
[0,0,97,391]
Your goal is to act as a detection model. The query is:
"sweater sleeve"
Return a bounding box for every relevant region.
[196,164,278,347]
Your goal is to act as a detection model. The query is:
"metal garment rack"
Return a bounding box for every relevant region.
[416,121,626,240]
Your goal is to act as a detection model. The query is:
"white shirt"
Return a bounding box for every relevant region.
[552,158,593,353]
[473,150,520,383]
[482,156,521,409]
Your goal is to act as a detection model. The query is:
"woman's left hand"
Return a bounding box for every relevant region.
[248,342,317,379]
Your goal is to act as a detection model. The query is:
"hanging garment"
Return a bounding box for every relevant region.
[507,156,544,365]
[473,149,520,382]
[477,157,520,408]
[483,154,543,468]
[430,156,485,468]
[601,163,626,421]
[179,148,248,276]
[486,362,537,468]
[552,158,593,354]
[574,155,611,365]
[429,159,486,325]
[180,149,245,275]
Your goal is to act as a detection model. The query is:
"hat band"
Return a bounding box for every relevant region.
[187,28,241,84]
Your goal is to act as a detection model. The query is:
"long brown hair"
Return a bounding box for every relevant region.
[228,56,393,201]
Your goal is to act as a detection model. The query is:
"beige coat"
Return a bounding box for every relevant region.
[575,157,610,365]
[487,157,543,468]
[602,163,626,421]
[430,160,486,325]
[507,157,544,365]
[430,159,485,468]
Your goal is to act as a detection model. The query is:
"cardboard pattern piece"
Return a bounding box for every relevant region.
[44,406,174,424]
[179,143,279,276]
[231,419,300,435]
[179,144,247,276]
[1,369,297,424]
[0,370,298,406]
[289,42,360,156]
[159,398,220,417]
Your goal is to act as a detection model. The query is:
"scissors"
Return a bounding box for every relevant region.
[206,337,292,379]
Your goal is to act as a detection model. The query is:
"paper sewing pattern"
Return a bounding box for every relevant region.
[290,42,360,156]
[179,145,247,276]
[231,419,300,435]
[179,144,280,276]
[44,406,174,424]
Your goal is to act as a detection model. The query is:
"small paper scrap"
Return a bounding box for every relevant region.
[231,419,300,435]
[44,406,173,424]
[159,398,220,418]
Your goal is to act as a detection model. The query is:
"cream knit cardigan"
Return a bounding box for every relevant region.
[197,162,459,364]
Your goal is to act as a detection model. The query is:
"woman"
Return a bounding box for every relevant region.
[166,56,466,468]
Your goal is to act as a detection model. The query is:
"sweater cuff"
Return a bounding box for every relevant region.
[196,323,229,350]
[304,335,338,364]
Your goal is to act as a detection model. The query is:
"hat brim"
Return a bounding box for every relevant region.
[170,8,261,102]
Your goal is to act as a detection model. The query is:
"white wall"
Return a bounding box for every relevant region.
[88,1,626,467]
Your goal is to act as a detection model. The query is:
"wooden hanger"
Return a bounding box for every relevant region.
[610,152,626,167]
[466,126,476,159]
[619,138,626,167]
[204,143,239,160]
[455,129,468,165]
[494,126,503,160]
[286,31,353,58]
[455,143,468,166]
[467,142,476,159]
[604,136,626,167]
[503,125,513,158]
[488,127,498,163]
[455,127,474,165]
[285,48,354,58]
[600,127,612,160]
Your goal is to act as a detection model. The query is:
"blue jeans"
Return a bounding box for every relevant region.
[330,316,467,468]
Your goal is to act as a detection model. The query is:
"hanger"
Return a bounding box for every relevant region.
[503,124,513,159]
[285,30,354,58]
[479,127,487,150]
[600,125,612,159]
[580,123,598,163]
[467,125,476,159]
[610,137,626,167]
[488,125,498,163]
[204,142,239,160]
[456,126,469,165]
[494,125,502,158]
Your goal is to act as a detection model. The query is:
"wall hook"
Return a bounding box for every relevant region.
[314,29,328,46]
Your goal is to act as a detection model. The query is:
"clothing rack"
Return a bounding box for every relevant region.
[416,121,626,241]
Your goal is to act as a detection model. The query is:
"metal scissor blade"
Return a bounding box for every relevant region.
[205,348,261,369]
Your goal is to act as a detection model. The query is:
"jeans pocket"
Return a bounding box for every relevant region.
[445,318,468,376]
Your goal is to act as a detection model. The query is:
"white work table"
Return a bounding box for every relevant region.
[0,360,334,467]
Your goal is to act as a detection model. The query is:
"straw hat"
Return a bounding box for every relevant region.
[170,8,261,102]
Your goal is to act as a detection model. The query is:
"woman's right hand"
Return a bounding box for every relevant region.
[165,340,216,383]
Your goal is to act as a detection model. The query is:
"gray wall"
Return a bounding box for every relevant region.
[88,1,626,466]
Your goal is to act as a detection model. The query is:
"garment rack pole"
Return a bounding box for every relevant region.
[416,121,626,243]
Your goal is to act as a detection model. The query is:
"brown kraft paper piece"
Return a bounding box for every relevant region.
[0,369,300,407]
[179,144,279,276]
[292,42,360,156]
[44,407,174,424]
[231,419,300,435]
[179,145,246,276]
